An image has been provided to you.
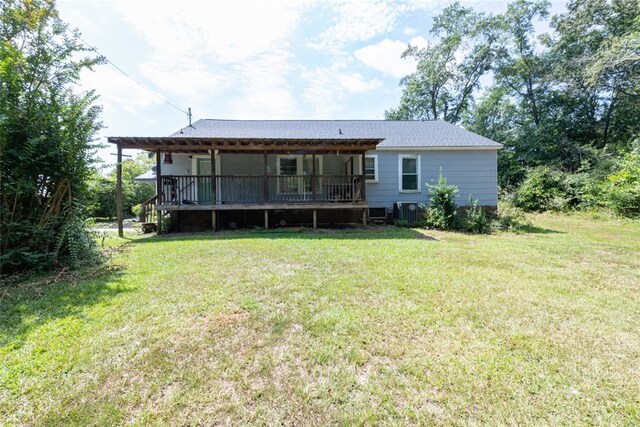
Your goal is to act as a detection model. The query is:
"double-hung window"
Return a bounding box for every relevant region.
[399,155,421,192]
[364,155,378,182]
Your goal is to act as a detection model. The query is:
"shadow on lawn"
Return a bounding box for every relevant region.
[0,268,130,350]
[131,223,562,244]
[519,224,565,234]
[132,226,440,243]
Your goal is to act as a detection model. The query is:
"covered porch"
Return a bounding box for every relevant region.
[108,135,382,235]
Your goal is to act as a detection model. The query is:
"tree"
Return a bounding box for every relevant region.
[549,0,640,149]
[385,3,501,123]
[86,154,155,219]
[390,0,639,213]
[0,0,104,273]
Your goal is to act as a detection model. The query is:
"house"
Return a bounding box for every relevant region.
[108,119,501,234]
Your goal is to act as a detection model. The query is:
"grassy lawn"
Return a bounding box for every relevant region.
[2,213,640,425]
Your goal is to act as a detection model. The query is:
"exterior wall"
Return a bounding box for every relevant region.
[159,151,498,208]
[159,154,192,175]
[365,149,498,208]
[161,154,355,176]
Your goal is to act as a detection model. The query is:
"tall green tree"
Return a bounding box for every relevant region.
[1,0,104,273]
[549,0,640,148]
[385,3,502,123]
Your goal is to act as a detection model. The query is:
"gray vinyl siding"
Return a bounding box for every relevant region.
[365,150,498,208]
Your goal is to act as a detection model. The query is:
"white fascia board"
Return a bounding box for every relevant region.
[375,146,502,151]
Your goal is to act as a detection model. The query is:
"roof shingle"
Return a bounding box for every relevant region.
[169,119,502,148]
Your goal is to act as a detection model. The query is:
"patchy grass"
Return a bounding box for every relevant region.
[1,213,640,425]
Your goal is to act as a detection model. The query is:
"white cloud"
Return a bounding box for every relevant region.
[301,64,384,117]
[338,73,384,93]
[403,27,418,35]
[308,0,400,52]
[308,0,438,53]
[354,36,428,78]
[79,67,163,113]
[228,50,300,119]
[111,0,310,105]
[115,0,306,64]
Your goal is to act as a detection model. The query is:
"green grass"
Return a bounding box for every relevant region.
[2,213,640,425]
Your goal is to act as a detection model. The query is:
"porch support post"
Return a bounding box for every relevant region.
[210,148,216,206]
[263,151,268,202]
[362,208,367,227]
[312,153,316,202]
[156,151,162,233]
[116,144,123,238]
[211,211,217,232]
[313,209,317,230]
[264,210,269,229]
[360,152,367,202]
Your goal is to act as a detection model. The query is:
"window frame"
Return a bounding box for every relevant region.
[364,154,378,183]
[276,155,323,194]
[398,154,421,193]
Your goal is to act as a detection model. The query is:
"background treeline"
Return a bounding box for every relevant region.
[387,0,639,216]
[86,154,155,219]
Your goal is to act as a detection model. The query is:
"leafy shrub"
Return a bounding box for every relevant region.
[514,166,568,211]
[603,147,640,217]
[564,171,602,210]
[53,208,102,269]
[463,195,491,233]
[393,219,409,228]
[132,204,144,221]
[160,215,172,234]
[493,202,531,233]
[421,174,459,230]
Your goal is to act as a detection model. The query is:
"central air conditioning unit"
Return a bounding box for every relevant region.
[394,202,421,226]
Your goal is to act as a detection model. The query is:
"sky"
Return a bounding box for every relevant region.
[56,0,567,167]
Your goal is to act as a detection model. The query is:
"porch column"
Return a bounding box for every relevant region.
[264,210,269,229]
[312,153,317,202]
[210,148,217,232]
[263,151,268,202]
[156,151,162,233]
[116,144,123,238]
[313,209,317,230]
[360,152,367,201]
[210,148,216,205]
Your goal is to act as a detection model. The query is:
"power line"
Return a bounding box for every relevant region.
[70,28,190,117]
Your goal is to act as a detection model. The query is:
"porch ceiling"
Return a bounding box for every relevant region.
[107,136,383,154]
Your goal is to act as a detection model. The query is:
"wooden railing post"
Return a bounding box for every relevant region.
[116,144,123,238]
[156,151,162,232]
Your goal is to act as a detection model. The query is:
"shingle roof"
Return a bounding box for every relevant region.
[170,119,502,148]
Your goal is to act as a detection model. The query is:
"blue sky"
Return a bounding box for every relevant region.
[56,0,566,166]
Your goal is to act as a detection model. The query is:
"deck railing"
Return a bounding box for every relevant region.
[159,175,364,205]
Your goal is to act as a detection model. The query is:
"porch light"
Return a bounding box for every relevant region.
[164,153,173,164]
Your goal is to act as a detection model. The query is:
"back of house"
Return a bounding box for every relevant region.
[110,119,501,230]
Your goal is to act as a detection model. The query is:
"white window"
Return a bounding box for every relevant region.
[364,155,378,183]
[276,155,322,194]
[398,155,421,192]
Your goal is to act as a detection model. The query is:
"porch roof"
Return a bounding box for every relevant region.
[107,136,383,154]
